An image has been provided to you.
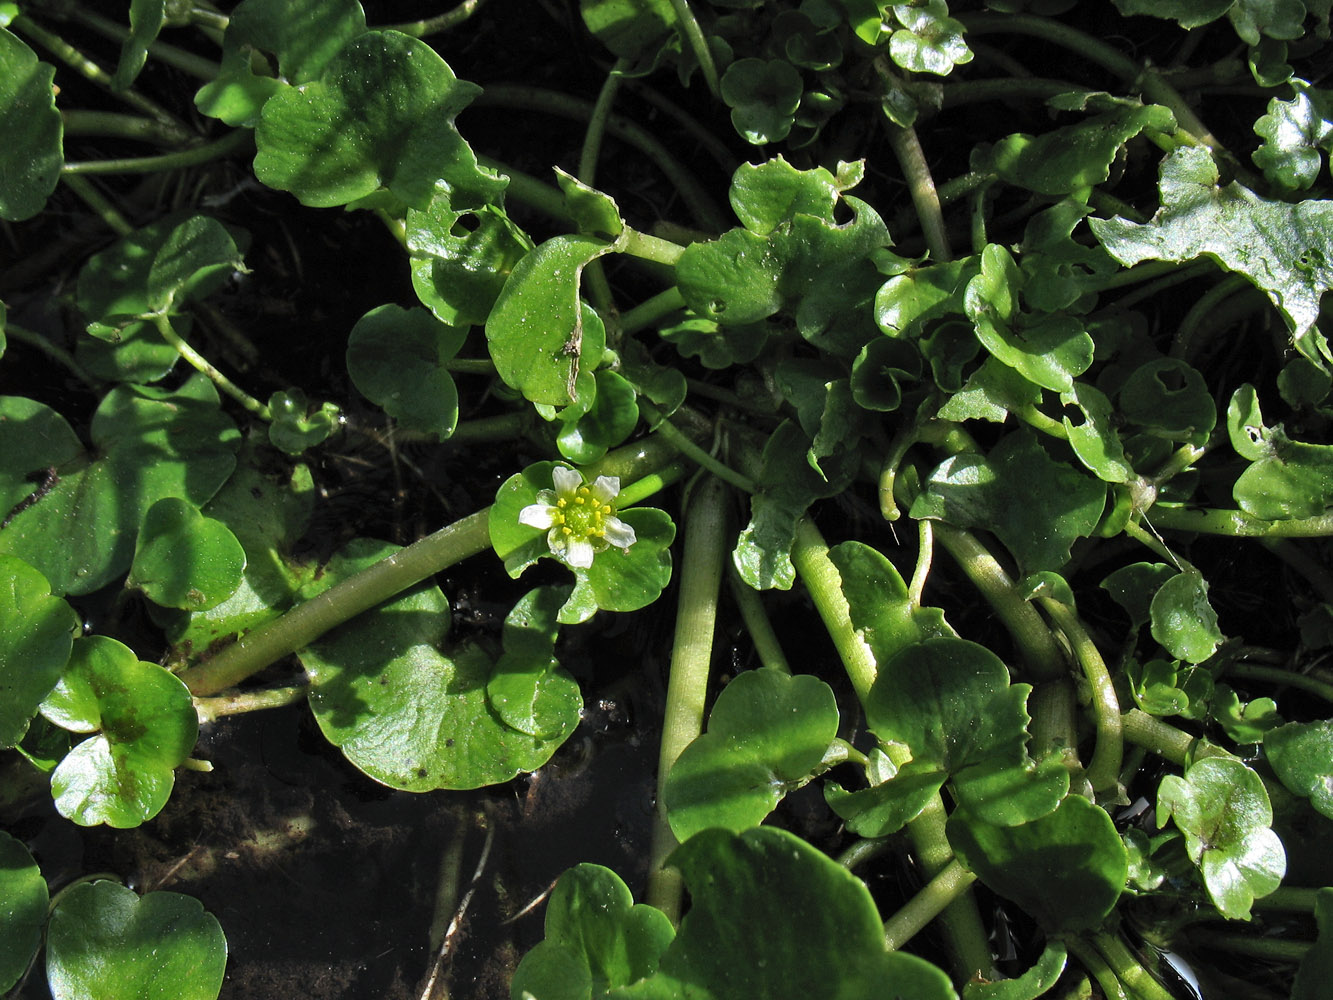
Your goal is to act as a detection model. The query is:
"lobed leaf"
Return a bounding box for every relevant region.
[347,304,467,440]
[0,29,61,222]
[1266,719,1333,818]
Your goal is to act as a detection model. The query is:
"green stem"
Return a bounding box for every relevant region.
[473,85,726,232]
[179,510,492,696]
[60,174,134,236]
[836,837,893,871]
[1066,937,1133,1000]
[62,110,193,146]
[68,8,221,80]
[444,358,498,375]
[1092,932,1178,1000]
[907,519,933,610]
[12,15,181,125]
[1148,506,1333,538]
[1186,931,1311,962]
[615,462,687,508]
[477,155,573,224]
[883,860,979,951]
[149,314,271,419]
[3,324,99,388]
[194,684,309,723]
[960,13,1226,156]
[727,570,791,674]
[384,0,490,36]
[647,475,729,924]
[1225,662,1333,704]
[1040,598,1122,795]
[941,76,1081,108]
[930,523,1068,681]
[1103,260,1216,312]
[1121,708,1195,766]
[1096,259,1194,292]
[620,287,686,334]
[1122,518,1191,572]
[621,228,686,267]
[63,128,253,174]
[666,0,720,97]
[882,109,952,262]
[1170,273,1253,361]
[1011,401,1068,440]
[444,412,526,445]
[637,402,755,493]
[1254,886,1323,912]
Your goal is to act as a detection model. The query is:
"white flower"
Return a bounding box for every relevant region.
[518,465,636,569]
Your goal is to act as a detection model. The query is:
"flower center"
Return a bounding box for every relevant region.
[554,485,613,541]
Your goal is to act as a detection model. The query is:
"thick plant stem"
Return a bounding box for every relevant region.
[68,8,221,80]
[1186,932,1310,962]
[885,120,952,262]
[647,476,729,924]
[1148,506,1333,538]
[791,518,994,982]
[883,860,979,951]
[727,571,791,673]
[1092,932,1187,1000]
[667,0,720,97]
[62,110,193,146]
[149,315,271,419]
[386,0,490,36]
[620,287,686,334]
[4,324,98,388]
[1040,597,1122,795]
[579,59,628,187]
[1122,708,1196,766]
[194,684,309,723]
[179,510,493,696]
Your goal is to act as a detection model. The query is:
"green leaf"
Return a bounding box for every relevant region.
[510,864,675,998]
[850,336,922,412]
[557,370,640,464]
[719,58,803,144]
[559,507,675,624]
[0,555,77,749]
[911,429,1105,573]
[127,498,246,611]
[486,586,580,740]
[1061,381,1134,482]
[580,0,677,71]
[556,167,625,239]
[616,827,958,1000]
[1018,199,1119,312]
[876,258,979,338]
[1119,358,1216,444]
[1226,384,1333,518]
[1090,145,1333,359]
[409,196,528,328]
[1125,658,1213,718]
[963,941,1067,1000]
[43,636,198,828]
[888,1,973,76]
[964,244,1094,393]
[1292,887,1333,1000]
[0,28,62,222]
[1266,719,1333,819]
[300,539,579,789]
[113,0,167,91]
[347,304,466,440]
[46,881,226,1000]
[254,30,492,210]
[988,105,1175,197]
[266,388,341,454]
[824,752,945,837]
[664,669,840,840]
[1157,757,1285,919]
[1212,683,1280,743]
[0,831,47,992]
[937,357,1041,423]
[830,541,954,666]
[728,156,842,234]
[486,235,612,407]
[1149,569,1224,664]
[195,0,367,126]
[1253,83,1333,189]
[1102,563,1176,630]
[144,216,245,315]
[0,375,240,596]
[948,794,1129,933]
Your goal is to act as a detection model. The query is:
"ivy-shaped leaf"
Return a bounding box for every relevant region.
[1061,381,1134,483]
[664,669,839,840]
[266,388,341,455]
[1118,358,1216,445]
[1253,82,1333,189]
[510,864,675,998]
[557,370,640,465]
[1157,756,1286,919]
[254,30,497,210]
[1101,561,1176,630]
[911,429,1106,573]
[46,882,226,1000]
[615,827,958,1000]
[0,28,61,222]
[728,155,844,234]
[948,794,1128,933]
[1090,145,1333,362]
[888,1,972,76]
[719,58,803,144]
[1226,383,1333,519]
[963,941,1067,1000]
[41,636,198,828]
[113,0,167,91]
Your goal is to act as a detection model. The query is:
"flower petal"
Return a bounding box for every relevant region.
[552,465,582,496]
[590,476,621,505]
[564,536,596,568]
[602,515,636,549]
[519,503,556,529]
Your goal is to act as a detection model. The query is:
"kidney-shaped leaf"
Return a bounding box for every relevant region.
[1157,757,1286,919]
[664,669,839,840]
[0,555,77,749]
[46,881,226,1000]
[616,827,958,1000]
[43,636,198,828]
[948,794,1128,933]
[254,30,495,210]
[127,498,246,611]
[1149,570,1223,664]
[1266,720,1333,819]
[301,540,577,790]
[486,586,581,740]
[347,304,467,440]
